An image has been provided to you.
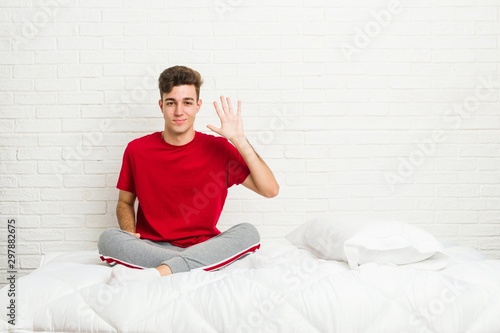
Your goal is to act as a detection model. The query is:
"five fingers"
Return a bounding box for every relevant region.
[208,96,242,135]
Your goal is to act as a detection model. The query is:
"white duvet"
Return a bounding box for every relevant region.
[1,242,500,333]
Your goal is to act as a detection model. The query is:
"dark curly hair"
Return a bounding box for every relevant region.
[158,66,203,100]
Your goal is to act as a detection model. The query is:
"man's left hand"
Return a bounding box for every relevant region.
[207,96,245,142]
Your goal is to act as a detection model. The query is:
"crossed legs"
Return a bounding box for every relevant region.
[97,223,260,283]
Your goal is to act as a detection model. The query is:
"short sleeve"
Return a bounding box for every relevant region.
[225,141,250,187]
[116,144,136,194]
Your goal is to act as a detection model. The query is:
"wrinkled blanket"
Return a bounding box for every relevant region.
[1,242,500,332]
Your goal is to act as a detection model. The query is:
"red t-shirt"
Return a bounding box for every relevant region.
[117,131,250,247]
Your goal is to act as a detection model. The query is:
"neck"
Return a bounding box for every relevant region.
[162,129,195,146]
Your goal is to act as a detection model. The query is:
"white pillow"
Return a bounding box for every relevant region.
[285,216,445,269]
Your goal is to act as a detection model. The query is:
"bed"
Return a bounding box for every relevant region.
[2,217,500,333]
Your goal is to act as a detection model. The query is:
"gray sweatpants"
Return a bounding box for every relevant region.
[97,223,260,274]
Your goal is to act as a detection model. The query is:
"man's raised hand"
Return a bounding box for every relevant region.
[207,96,245,142]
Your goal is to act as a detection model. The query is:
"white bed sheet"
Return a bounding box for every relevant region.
[1,242,500,333]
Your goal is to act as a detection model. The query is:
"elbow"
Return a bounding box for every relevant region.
[263,183,280,198]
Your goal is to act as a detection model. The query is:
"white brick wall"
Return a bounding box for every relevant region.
[1,0,500,282]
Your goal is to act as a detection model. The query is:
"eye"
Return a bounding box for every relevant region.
[165,101,174,106]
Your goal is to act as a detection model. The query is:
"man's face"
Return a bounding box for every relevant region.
[159,84,202,139]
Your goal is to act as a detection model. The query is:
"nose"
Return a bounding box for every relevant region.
[174,105,183,116]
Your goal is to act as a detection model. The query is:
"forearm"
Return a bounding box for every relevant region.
[231,137,279,198]
[116,201,136,233]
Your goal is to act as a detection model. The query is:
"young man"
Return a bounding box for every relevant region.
[98,66,279,284]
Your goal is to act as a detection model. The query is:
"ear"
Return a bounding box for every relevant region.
[158,98,163,112]
[196,99,202,113]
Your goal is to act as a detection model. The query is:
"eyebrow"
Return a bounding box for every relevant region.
[163,97,195,102]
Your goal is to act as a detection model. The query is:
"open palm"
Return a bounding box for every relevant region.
[207,96,245,141]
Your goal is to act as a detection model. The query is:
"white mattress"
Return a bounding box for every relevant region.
[1,242,500,332]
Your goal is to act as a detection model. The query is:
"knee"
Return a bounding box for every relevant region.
[97,229,122,255]
[236,223,260,245]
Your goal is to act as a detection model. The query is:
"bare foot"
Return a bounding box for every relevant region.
[156,264,173,276]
